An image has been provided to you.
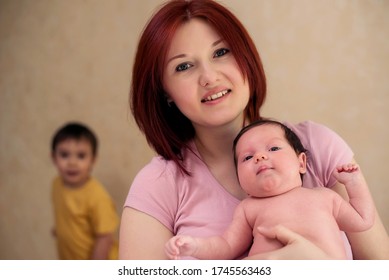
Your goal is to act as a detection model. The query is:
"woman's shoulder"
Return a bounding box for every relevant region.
[133,142,205,183]
[125,148,210,233]
[125,156,182,226]
[283,120,353,188]
[283,120,350,150]
[132,155,181,186]
[284,120,334,138]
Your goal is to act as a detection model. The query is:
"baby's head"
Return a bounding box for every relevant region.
[233,119,307,197]
[51,122,98,187]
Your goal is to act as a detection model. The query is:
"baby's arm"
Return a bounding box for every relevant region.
[165,203,253,260]
[165,235,195,260]
[332,163,375,232]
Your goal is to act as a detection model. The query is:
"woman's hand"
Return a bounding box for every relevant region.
[245,225,331,260]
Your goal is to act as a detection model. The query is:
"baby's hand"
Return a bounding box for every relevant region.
[332,163,362,186]
[164,235,197,260]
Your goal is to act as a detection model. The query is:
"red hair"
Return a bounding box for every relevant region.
[131,0,266,174]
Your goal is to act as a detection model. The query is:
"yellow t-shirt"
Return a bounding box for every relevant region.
[52,176,119,259]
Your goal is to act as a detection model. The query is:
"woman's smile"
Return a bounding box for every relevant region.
[201,89,231,103]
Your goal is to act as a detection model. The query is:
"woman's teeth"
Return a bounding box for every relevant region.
[201,89,230,103]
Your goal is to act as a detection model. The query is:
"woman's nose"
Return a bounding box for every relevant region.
[199,63,218,87]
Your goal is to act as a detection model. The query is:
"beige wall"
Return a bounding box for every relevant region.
[0,0,387,259]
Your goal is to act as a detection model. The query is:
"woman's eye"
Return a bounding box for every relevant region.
[214,48,229,58]
[269,146,281,152]
[175,63,191,72]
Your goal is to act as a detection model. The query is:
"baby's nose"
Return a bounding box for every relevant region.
[255,154,267,162]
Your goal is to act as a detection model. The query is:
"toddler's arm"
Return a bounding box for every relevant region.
[51,227,56,237]
[92,233,115,259]
[332,163,375,231]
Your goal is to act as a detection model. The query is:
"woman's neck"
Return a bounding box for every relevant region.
[193,118,248,200]
[194,121,242,161]
[193,114,250,159]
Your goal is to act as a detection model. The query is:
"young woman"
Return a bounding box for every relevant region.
[119,0,389,259]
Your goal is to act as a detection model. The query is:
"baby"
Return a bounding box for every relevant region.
[165,119,375,259]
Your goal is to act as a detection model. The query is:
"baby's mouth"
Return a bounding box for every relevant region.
[256,166,272,175]
[201,89,231,103]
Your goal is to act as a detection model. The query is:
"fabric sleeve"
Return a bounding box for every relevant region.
[123,157,179,233]
[90,182,119,235]
[286,121,354,188]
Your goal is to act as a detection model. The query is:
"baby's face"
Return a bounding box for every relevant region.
[52,138,95,187]
[235,124,306,197]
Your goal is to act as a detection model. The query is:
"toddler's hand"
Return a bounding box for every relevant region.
[164,235,197,260]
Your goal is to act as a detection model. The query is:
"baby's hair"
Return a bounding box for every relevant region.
[233,119,307,167]
[51,122,98,156]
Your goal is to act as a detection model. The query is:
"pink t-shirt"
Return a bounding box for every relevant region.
[124,121,354,259]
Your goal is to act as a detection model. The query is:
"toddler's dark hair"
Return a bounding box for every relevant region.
[51,122,98,156]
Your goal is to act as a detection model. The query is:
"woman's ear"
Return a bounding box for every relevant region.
[298,152,307,174]
[166,97,173,107]
[164,93,174,106]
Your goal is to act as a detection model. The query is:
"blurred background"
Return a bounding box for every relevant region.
[0,0,388,259]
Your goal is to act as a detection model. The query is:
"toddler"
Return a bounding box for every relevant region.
[51,122,119,259]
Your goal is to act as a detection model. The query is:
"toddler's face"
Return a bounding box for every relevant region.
[52,138,95,187]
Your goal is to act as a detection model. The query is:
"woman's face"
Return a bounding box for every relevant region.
[163,19,250,129]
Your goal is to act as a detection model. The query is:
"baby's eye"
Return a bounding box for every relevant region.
[269,146,281,152]
[214,48,229,58]
[243,155,253,162]
[175,63,192,72]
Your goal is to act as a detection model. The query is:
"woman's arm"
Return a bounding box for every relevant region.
[119,207,173,259]
[332,179,389,259]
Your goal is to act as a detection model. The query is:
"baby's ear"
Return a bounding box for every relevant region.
[298,152,307,174]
